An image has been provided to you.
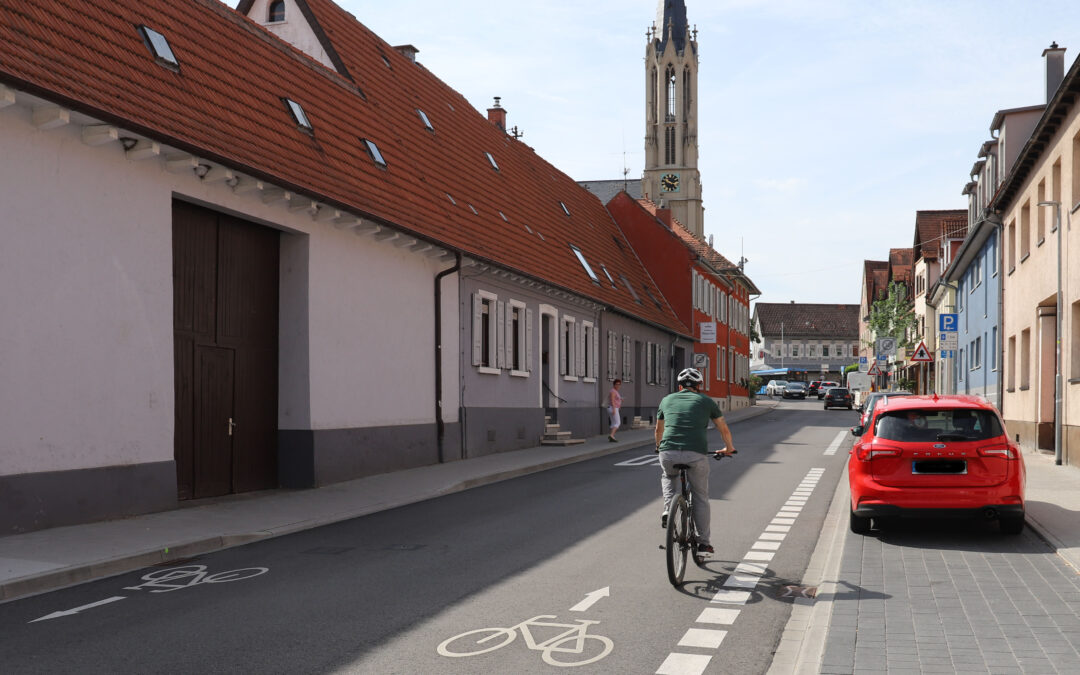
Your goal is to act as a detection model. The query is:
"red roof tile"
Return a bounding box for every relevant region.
[913,210,967,261]
[755,303,860,338]
[0,0,685,333]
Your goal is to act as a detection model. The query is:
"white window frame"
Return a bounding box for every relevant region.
[561,316,578,381]
[474,290,500,375]
[508,300,530,378]
[583,320,598,382]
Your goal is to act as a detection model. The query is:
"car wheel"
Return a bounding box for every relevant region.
[849,508,871,535]
[1000,516,1025,535]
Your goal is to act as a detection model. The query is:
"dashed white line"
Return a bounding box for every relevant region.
[697,607,740,624]
[679,628,729,649]
[657,652,712,675]
[711,589,752,604]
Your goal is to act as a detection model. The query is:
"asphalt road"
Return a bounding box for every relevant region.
[1,399,857,674]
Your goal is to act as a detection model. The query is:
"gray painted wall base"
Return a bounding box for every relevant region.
[462,407,547,458]
[278,423,462,488]
[0,461,177,535]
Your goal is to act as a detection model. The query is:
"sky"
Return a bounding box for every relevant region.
[246,1,1080,307]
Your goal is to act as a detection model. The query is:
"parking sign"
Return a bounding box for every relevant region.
[939,313,958,332]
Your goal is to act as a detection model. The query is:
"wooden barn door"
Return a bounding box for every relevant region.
[173,201,279,499]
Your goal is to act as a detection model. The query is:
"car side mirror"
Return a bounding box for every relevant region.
[850,425,863,437]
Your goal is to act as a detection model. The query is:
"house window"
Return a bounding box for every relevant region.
[284,98,313,133]
[717,346,722,381]
[471,291,499,373]
[1020,202,1030,261]
[1007,335,1016,391]
[958,349,964,381]
[582,321,598,381]
[972,336,982,370]
[507,301,531,375]
[1007,220,1016,271]
[608,331,619,380]
[268,0,285,22]
[417,109,434,131]
[561,317,577,379]
[991,326,998,371]
[363,138,387,168]
[1037,180,1047,243]
[570,245,600,284]
[808,345,817,358]
[622,335,633,382]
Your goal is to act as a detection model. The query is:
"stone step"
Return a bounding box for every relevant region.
[544,424,561,433]
[541,438,586,446]
[543,430,572,440]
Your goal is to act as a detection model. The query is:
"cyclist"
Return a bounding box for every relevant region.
[655,367,737,556]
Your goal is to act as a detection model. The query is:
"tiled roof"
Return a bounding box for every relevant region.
[913,210,967,261]
[862,260,888,306]
[579,179,643,205]
[754,303,860,338]
[0,0,686,334]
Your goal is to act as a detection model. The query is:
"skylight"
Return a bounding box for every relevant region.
[560,201,571,216]
[417,109,434,131]
[284,98,312,132]
[485,152,500,171]
[600,264,617,289]
[620,275,642,303]
[644,286,664,311]
[137,26,178,69]
[362,138,387,168]
[499,211,508,222]
[570,245,600,284]
[469,204,478,215]
[446,193,456,205]
[380,52,392,68]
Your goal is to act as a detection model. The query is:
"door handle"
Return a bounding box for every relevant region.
[227,418,237,436]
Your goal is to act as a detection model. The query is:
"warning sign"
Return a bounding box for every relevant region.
[910,341,933,362]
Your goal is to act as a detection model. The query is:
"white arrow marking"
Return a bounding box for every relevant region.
[570,587,610,612]
[29,596,126,623]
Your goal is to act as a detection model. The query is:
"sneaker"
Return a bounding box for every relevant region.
[608,436,617,443]
[661,513,668,529]
[697,543,714,556]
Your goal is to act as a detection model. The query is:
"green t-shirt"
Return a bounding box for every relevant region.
[657,390,723,454]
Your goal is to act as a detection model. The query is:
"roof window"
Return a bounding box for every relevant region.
[137,25,179,70]
[600,264,617,289]
[643,286,664,311]
[537,231,545,241]
[446,193,456,205]
[499,211,508,222]
[524,224,533,234]
[362,138,387,168]
[570,245,600,284]
[380,52,392,69]
[268,0,285,22]
[485,152,500,171]
[417,109,434,131]
[469,204,478,215]
[560,201,571,217]
[620,274,642,303]
[284,98,313,133]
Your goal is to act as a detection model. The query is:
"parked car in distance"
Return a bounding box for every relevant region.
[765,380,789,396]
[823,387,853,409]
[858,391,913,427]
[808,380,823,396]
[783,382,807,399]
[815,381,840,399]
[848,395,1025,535]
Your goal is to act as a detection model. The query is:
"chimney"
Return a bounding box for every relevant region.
[487,97,506,131]
[393,44,419,63]
[1044,42,1066,103]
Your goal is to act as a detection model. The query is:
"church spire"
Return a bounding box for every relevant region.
[655,0,691,54]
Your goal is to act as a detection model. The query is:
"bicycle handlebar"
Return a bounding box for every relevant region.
[712,447,737,459]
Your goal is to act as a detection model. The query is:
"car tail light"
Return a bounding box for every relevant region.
[856,443,902,461]
[978,445,1019,460]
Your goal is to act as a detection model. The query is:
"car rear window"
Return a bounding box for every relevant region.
[828,388,848,395]
[874,409,1004,442]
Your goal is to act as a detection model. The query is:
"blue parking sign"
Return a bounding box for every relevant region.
[939,313,958,332]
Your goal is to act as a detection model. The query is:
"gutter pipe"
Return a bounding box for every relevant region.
[434,252,462,463]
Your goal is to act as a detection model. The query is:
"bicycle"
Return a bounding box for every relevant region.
[123,564,268,593]
[664,449,735,586]
[437,614,613,667]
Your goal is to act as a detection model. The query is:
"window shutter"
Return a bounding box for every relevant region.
[472,293,483,366]
[607,331,616,380]
[646,342,654,384]
[576,322,584,376]
[525,309,533,372]
[659,346,667,385]
[592,326,600,378]
[505,303,515,369]
[623,336,631,381]
[495,301,505,368]
[560,321,567,375]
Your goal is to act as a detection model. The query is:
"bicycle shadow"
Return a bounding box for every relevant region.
[673,559,890,604]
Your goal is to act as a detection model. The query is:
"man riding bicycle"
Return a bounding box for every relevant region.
[655,367,737,556]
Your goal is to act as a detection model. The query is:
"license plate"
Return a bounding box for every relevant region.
[911,460,967,475]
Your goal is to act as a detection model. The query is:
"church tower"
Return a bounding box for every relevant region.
[644,0,704,238]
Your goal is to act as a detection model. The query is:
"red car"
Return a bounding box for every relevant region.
[848,395,1025,535]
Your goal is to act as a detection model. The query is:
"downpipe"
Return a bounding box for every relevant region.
[434,252,462,463]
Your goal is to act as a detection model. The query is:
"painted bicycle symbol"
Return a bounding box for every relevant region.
[437,614,613,667]
[123,564,268,593]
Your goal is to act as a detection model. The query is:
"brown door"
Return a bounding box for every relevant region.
[173,201,279,499]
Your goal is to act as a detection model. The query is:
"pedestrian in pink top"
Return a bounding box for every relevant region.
[608,379,623,442]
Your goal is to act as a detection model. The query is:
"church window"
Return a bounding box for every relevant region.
[650,68,658,123]
[683,67,691,123]
[268,0,285,22]
[665,126,676,165]
[665,65,676,122]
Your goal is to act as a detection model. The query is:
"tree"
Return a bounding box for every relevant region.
[866,281,916,349]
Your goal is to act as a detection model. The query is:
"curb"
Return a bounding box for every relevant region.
[2,404,776,604]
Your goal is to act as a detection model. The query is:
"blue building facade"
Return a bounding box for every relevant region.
[948,220,1001,408]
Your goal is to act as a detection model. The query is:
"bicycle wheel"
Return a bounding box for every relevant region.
[437,627,515,657]
[542,633,615,667]
[203,567,269,583]
[666,496,689,586]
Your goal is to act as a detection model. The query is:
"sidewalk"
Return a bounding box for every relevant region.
[775,449,1080,674]
[0,402,776,604]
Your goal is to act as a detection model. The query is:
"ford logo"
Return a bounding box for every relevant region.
[933,443,946,449]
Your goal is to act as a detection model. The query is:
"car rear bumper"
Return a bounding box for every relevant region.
[852,503,1025,520]
[851,473,1025,515]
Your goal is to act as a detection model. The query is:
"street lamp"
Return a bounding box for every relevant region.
[1037,200,1063,466]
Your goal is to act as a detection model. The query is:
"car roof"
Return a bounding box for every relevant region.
[877,394,994,412]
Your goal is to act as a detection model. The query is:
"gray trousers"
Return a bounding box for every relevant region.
[659,450,711,546]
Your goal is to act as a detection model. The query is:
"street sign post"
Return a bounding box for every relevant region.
[939,313,958,333]
[858,356,869,372]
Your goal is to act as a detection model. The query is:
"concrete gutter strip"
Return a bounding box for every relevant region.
[0,402,777,604]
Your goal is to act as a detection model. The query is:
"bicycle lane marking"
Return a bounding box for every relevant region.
[656,467,827,675]
[26,564,270,623]
[822,430,848,456]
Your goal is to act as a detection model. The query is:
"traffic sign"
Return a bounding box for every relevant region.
[939,332,958,350]
[858,356,869,373]
[867,361,879,375]
[939,313,958,332]
[875,337,897,355]
[911,341,933,362]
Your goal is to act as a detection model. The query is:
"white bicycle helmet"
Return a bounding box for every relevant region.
[677,367,704,388]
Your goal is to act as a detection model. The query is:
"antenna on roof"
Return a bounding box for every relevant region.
[509,126,524,139]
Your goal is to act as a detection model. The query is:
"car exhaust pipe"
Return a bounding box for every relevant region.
[983,507,998,520]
